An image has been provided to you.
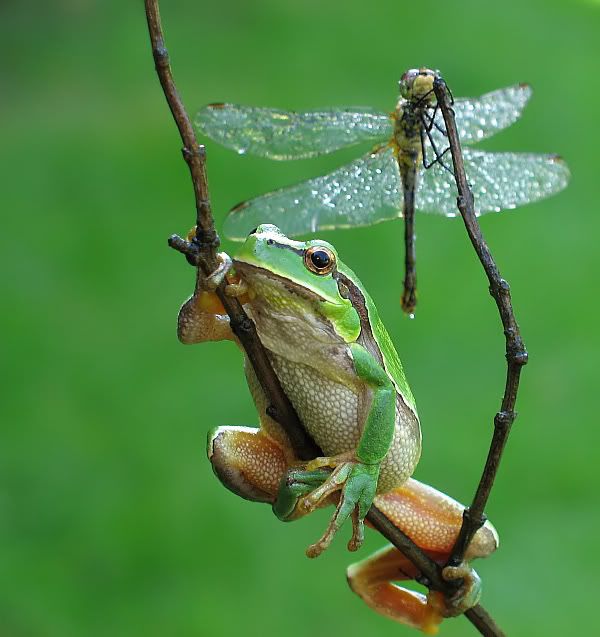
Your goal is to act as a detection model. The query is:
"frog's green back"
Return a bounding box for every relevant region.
[338,262,417,415]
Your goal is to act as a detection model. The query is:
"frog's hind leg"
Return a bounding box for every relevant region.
[208,426,288,504]
[373,478,499,560]
[347,478,500,632]
[347,544,445,635]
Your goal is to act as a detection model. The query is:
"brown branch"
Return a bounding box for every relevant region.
[144,0,318,460]
[433,76,528,569]
[465,605,507,637]
[143,4,502,634]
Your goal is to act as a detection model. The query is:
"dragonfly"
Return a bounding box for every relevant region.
[196,68,570,314]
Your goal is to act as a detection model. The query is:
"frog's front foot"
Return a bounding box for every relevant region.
[440,563,482,617]
[276,458,380,559]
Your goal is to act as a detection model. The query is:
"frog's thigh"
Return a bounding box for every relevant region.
[208,426,287,504]
[373,478,498,559]
[347,545,443,635]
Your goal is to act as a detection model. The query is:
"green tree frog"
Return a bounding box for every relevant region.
[178,224,498,634]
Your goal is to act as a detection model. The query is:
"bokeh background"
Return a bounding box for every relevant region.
[2,0,598,635]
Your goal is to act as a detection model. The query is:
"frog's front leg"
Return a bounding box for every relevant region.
[178,289,232,344]
[178,251,245,345]
[276,342,397,558]
[346,478,498,634]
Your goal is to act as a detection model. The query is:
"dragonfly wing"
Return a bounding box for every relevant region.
[223,146,403,239]
[195,104,392,160]
[427,84,532,151]
[416,148,570,217]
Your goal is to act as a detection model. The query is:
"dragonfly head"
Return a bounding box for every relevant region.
[399,68,437,104]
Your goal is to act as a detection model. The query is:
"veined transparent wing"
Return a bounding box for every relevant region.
[416,148,570,217]
[195,104,392,160]
[426,84,532,152]
[223,146,402,239]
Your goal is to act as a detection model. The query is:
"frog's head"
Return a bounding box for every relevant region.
[235,224,343,304]
[398,68,437,104]
[233,224,360,342]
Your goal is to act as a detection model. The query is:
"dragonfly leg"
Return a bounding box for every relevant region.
[421,122,454,175]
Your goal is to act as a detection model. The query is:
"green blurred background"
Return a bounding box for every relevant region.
[1,0,598,635]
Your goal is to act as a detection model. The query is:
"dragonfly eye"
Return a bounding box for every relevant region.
[399,69,419,97]
[304,246,336,275]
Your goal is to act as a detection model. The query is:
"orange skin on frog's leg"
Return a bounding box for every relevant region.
[208,425,498,634]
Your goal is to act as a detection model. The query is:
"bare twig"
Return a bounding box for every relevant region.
[143,4,503,634]
[144,0,318,460]
[433,76,528,567]
[465,605,507,637]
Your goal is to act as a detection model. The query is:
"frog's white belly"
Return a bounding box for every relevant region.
[270,352,361,454]
[269,352,421,493]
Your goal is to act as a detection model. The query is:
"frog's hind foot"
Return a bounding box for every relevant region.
[344,480,499,632]
[440,563,482,617]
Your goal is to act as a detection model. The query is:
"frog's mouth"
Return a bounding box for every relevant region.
[233,260,349,348]
[233,260,329,304]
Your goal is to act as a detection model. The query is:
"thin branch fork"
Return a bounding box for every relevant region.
[143,3,505,635]
[433,75,528,575]
[144,0,319,460]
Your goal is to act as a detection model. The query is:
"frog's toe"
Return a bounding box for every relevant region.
[305,522,338,558]
[299,463,352,513]
[440,563,482,616]
[272,468,331,521]
[305,451,354,473]
[305,485,359,558]
[347,509,365,552]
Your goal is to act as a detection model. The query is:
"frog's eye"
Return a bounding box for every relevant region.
[304,246,336,275]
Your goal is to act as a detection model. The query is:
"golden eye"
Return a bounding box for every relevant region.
[304,246,336,275]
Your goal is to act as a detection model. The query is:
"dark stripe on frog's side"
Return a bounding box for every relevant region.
[333,271,385,368]
[334,270,417,417]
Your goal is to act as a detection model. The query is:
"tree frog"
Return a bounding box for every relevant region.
[178,224,498,633]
